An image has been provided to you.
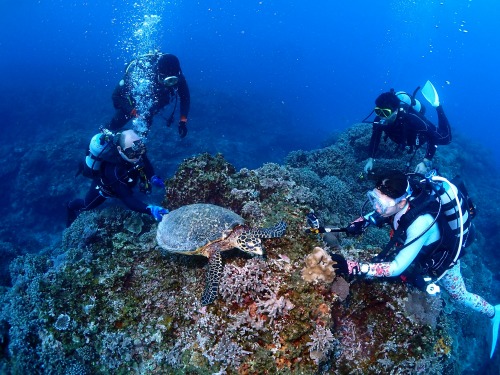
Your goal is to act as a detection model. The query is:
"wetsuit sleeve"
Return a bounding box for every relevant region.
[177,74,190,119]
[362,214,440,277]
[105,164,150,214]
[367,120,384,158]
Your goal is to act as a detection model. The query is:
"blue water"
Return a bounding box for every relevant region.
[1,2,500,372]
[2,0,500,163]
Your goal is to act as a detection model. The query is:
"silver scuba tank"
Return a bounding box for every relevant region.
[396,91,422,113]
[85,129,114,173]
[85,134,106,172]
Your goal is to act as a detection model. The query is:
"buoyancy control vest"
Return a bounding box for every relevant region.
[374,171,476,283]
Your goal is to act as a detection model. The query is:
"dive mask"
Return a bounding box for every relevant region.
[123,139,146,160]
[367,190,399,214]
[374,107,393,118]
[161,75,179,86]
[367,182,412,214]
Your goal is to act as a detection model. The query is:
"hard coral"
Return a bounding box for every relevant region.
[301,247,336,284]
[165,152,236,209]
[54,313,71,331]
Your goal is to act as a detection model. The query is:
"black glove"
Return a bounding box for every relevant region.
[331,254,366,277]
[330,254,349,276]
[178,121,188,138]
[345,218,369,236]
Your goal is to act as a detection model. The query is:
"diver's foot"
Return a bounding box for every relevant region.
[490,304,500,358]
[421,80,440,108]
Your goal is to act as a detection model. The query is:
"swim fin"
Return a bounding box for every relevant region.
[421,80,440,108]
[490,304,500,358]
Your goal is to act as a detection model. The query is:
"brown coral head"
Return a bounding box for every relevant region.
[301,247,336,284]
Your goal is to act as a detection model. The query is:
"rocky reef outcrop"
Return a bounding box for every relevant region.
[0,123,498,374]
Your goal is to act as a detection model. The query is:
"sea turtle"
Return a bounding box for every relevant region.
[156,203,287,305]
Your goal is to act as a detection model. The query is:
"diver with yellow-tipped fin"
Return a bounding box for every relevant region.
[363,81,451,176]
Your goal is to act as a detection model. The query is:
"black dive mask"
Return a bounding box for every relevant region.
[123,139,146,159]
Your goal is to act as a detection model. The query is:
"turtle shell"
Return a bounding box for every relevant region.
[156,203,245,255]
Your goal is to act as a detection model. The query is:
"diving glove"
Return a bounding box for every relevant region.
[151,175,165,188]
[331,254,369,277]
[364,158,374,174]
[345,217,369,236]
[147,205,169,221]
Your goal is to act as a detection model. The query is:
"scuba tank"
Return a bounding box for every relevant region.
[396,90,423,114]
[83,129,116,179]
[427,174,473,262]
[419,172,475,293]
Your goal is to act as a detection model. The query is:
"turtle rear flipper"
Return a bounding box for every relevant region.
[201,249,223,305]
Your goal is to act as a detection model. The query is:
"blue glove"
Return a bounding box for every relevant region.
[151,175,165,188]
[147,205,169,221]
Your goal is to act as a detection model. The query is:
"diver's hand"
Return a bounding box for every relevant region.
[415,159,432,174]
[178,120,188,138]
[151,175,165,188]
[147,205,169,221]
[345,217,369,236]
[364,158,374,174]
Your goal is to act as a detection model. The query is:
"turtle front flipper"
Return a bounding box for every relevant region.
[201,249,223,305]
[236,221,287,255]
[253,220,287,239]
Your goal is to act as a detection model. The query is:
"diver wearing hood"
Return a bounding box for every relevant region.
[364,84,452,175]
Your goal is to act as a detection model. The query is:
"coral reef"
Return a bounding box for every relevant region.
[0,123,498,374]
[301,247,336,284]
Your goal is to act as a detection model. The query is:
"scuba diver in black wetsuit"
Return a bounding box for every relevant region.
[364,82,452,175]
[109,52,190,138]
[67,129,168,226]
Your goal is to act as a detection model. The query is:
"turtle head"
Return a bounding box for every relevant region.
[235,230,265,256]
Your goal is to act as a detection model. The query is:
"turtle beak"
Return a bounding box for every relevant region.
[246,242,265,256]
[238,237,265,256]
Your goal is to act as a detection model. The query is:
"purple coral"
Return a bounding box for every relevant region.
[255,292,294,323]
[306,325,337,364]
[218,259,272,305]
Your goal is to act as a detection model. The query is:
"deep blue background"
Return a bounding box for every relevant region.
[1,2,500,370]
[2,0,500,165]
